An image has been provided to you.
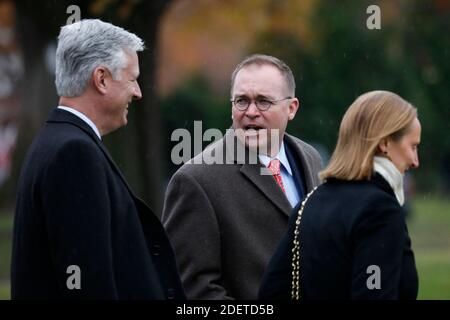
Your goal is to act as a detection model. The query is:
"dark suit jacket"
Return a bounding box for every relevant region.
[11,108,185,299]
[259,173,418,300]
[162,129,323,299]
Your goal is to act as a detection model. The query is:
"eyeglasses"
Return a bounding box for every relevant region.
[231,96,292,111]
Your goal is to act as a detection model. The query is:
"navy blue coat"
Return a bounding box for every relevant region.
[259,173,418,300]
[11,109,185,299]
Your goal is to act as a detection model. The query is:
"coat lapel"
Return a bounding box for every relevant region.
[240,163,292,216]
[222,129,292,216]
[284,141,306,201]
[284,133,320,192]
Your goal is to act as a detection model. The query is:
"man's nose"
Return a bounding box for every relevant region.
[133,82,142,100]
[245,101,260,117]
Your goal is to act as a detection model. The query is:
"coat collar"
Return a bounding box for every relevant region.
[47,108,100,143]
[326,173,397,200]
[371,172,398,199]
[57,106,101,139]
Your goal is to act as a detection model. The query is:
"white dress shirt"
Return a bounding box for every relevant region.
[259,142,300,208]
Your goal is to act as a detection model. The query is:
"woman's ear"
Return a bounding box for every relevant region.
[378,138,389,155]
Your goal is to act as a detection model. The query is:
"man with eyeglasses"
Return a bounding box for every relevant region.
[162,54,322,299]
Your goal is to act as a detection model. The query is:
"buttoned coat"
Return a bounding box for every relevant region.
[162,129,322,299]
[259,174,418,300]
[12,109,185,299]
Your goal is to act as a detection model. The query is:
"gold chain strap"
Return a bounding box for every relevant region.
[291,186,318,300]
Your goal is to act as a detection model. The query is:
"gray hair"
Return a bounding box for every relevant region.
[55,19,144,97]
[230,54,296,97]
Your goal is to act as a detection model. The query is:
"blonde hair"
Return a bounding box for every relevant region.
[320,90,417,181]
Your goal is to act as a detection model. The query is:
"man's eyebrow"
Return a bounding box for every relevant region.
[233,94,274,99]
[256,94,274,100]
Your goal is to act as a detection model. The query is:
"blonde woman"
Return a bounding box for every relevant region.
[259,91,420,300]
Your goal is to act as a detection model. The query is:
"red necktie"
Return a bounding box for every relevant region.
[268,159,285,193]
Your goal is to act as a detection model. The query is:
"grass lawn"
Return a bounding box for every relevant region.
[0,280,9,300]
[408,194,450,299]
[0,194,448,300]
[0,212,13,233]
[0,213,12,299]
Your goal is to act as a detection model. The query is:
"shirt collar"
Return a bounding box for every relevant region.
[258,142,293,175]
[57,106,102,140]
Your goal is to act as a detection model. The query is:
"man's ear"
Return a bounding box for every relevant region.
[92,66,109,94]
[288,98,300,121]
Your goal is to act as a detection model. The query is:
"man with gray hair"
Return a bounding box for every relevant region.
[11,19,184,299]
[162,54,322,299]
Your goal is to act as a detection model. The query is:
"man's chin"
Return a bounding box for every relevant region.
[116,118,127,129]
[240,134,269,154]
[235,128,273,154]
[247,141,269,154]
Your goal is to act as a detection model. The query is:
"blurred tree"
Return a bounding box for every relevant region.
[157,0,315,96]
[1,0,63,208]
[253,0,405,147]
[161,73,229,178]
[402,0,450,192]
[250,0,450,192]
[2,0,174,213]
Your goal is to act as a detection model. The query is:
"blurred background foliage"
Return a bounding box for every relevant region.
[160,0,450,194]
[0,0,449,299]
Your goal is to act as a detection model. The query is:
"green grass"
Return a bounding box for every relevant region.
[415,249,450,299]
[0,212,12,300]
[0,194,449,300]
[0,211,12,283]
[0,213,13,233]
[0,281,9,300]
[408,194,450,300]
[0,233,11,279]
